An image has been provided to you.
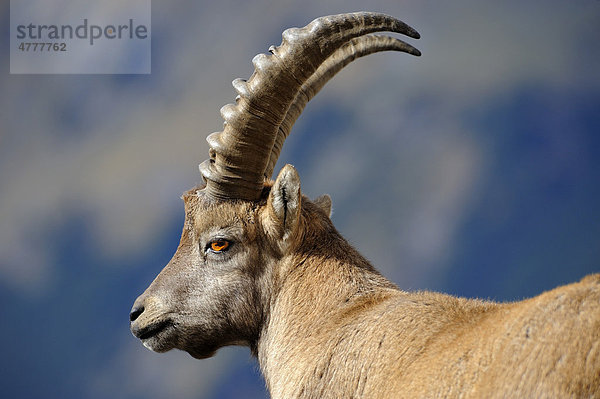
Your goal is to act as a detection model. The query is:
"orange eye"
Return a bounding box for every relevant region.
[210,240,230,252]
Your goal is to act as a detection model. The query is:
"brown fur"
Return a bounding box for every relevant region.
[131,166,600,398]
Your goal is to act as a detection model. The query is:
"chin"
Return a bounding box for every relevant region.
[182,339,221,360]
[188,348,218,359]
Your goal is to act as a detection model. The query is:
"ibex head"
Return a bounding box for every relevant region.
[129,12,420,360]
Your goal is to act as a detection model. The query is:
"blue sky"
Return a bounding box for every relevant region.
[1,1,599,398]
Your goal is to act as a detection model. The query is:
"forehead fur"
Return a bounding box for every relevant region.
[181,187,268,234]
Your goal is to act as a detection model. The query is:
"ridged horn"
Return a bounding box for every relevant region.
[199,12,420,201]
[264,34,421,180]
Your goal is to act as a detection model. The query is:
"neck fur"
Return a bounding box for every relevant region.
[256,207,397,397]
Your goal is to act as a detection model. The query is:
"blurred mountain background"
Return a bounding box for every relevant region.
[1,1,599,398]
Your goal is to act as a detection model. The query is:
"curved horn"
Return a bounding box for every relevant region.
[199,12,420,201]
[264,34,421,180]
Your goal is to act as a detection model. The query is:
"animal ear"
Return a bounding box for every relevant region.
[265,164,302,242]
[314,194,332,218]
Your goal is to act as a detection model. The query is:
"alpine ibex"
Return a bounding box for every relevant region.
[130,12,600,398]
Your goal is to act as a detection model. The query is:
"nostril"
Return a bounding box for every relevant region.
[129,305,144,322]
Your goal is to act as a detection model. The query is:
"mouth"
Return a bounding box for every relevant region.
[132,319,173,341]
